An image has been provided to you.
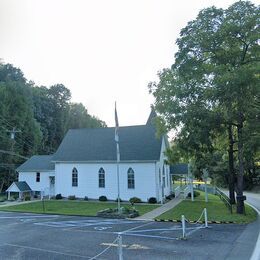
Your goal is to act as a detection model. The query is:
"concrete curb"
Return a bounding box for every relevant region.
[154,218,236,224]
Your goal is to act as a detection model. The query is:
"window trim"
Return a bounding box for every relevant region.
[98,167,105,188]
[127,168,135,189]
[72,167,78,187]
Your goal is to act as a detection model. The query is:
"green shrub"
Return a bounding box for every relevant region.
[187,191,200,198]
[99,195,108,201]
[129,197,142,204]
[24,195,31,201]
[8,197,16,201]
[68,195,76,200]
[166,193,175,200]
[55,194,63,200]
[13,194,19,200]
[148,197,157,204]
[84,196,88,201]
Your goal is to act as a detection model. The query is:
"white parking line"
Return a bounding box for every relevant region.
[34,219,143,229]
[0,215,59,219]
[4,243,91,259]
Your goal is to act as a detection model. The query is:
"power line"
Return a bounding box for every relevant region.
[0,149,29,160]
[0,126,34,151]
[0,115,57,154]
[0,115,56,153]
[0,120,35,151]
[0,116,35,147]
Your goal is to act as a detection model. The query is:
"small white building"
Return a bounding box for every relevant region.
[16,111,171,202]
[17,155,55,197]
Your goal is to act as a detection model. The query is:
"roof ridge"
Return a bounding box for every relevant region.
[68,124,151,131]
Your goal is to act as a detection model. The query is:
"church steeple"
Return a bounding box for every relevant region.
[146,107,157,125]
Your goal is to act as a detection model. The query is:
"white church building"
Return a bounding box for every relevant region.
[16,112,172,202]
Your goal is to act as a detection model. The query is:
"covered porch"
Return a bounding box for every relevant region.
[6,181,32,200]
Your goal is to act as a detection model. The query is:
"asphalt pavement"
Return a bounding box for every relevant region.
[0,211,258,260]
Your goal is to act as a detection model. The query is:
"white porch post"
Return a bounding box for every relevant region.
[8,191,10,200]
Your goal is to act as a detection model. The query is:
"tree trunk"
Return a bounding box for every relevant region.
[228,124,236,204]
[236,114,245,214]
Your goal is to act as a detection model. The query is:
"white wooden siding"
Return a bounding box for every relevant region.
[55,162,157,201]
[19,171,54,192]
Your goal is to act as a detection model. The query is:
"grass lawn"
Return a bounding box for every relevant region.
[158,192,257,224]
[0,200,158,217]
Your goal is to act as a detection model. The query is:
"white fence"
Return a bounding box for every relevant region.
[183,186,191,198]
[174,186,181,198]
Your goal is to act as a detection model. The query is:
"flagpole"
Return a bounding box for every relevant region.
[115,102,121,213]
[117,143,120,212]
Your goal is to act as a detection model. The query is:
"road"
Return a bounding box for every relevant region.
[244,191,260,211]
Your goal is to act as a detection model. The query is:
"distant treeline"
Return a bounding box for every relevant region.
[0,62,106,190]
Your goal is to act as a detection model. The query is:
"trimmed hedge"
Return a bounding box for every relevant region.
[24,195,31,201]
[68,195,76,200]
[148,197,157,204]
[99,195,108,201]
[129,197,142,204]
[55,194,63,200]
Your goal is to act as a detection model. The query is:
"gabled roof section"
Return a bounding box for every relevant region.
[52,125,163,162]
[7,181,32,192]
[16,155,55,172]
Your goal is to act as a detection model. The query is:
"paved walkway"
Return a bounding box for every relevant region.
[136,197,183,220]
[0,200,38,208]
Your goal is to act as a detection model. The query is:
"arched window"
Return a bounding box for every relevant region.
[98,167,105,188]
[72,168,78,187]
[127,168,135,189]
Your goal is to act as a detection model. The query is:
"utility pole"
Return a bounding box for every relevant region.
[6,127,21,185]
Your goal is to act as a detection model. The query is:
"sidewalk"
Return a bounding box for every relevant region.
[136,197,183,220]
[0,200,38,208]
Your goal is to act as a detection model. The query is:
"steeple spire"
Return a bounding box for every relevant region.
[146,107,157,125]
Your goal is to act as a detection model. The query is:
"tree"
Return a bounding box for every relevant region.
[67,103,106,129]
[0,62,107,191]
[149,1,259,213]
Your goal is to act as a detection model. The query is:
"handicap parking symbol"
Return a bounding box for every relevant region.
[94,226,112,231]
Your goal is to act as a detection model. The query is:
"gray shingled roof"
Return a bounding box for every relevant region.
[15,181,32,191]
[52,125,163,162]
[16,155,55,172]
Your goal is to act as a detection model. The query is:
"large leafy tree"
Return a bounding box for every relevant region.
[149,1,259,213]
[0,62,106,191]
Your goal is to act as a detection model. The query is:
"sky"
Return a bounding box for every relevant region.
[0,0,258,127]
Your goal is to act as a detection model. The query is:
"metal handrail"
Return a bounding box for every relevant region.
[215,187,232,214]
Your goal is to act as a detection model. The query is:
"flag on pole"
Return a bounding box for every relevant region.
[115,102,119,143]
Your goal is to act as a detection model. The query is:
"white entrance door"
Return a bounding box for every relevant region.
[49,176,55,196]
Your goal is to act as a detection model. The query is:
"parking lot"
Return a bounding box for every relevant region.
[0,211,255,259]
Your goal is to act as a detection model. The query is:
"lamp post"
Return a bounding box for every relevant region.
[202,169,209,203]
[188,162,194,202]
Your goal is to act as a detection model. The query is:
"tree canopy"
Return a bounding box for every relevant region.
[149,1,259,213]
[0,62,106,191]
